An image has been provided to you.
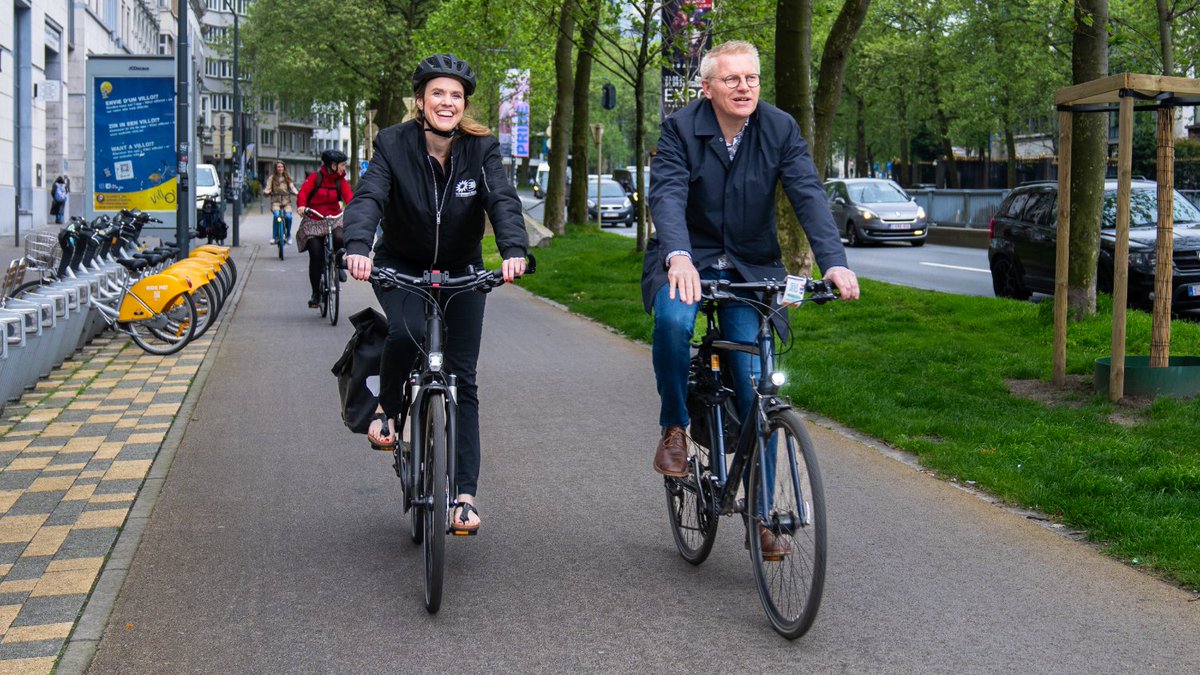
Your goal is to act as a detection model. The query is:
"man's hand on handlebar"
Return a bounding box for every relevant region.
[823,266,860,301]
[346,253,373,281]
[668,254,702,305]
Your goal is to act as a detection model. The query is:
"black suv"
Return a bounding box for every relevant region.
[988,180,1200,309]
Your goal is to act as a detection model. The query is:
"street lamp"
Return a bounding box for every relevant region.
[221,0,243,246]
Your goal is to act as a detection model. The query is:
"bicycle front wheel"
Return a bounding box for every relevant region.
[326,253,340,326]
[124,292,197,356]
[422,393,448,614]
[747,409,826,640]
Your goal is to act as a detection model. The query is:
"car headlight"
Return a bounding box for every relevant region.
[587,199,595,208]
[623,197,632,208]
[860,208,877,220]
[916,206,926,219]
[1128,251,1156,270]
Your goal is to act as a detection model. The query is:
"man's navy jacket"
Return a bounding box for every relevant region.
[641,98,847,313]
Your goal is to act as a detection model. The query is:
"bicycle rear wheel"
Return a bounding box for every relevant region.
[326,252,340,326]
[664,405,720,564]
[124,292,197,356]
[422,393,448,613]
[747,409,826,640]
[276,221,286,260]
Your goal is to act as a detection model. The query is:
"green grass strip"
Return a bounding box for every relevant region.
[487,225,1200,589]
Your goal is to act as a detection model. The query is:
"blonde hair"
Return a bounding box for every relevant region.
[412,82,491,138]
[699,40,760,80]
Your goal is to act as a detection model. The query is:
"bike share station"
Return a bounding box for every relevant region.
[1051,73,1200,400]
[0,56,229,412]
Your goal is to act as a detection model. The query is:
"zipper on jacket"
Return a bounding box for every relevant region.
[427,155,454,265]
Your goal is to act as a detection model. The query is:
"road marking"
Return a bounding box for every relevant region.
[920,262,990,274]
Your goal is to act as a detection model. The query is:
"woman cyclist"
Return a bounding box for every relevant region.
[297,149,353,308]
[343,53,529,533]
[262,161,299,244]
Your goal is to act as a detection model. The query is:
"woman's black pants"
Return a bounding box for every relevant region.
[304,230,343,298]
[373,281,486,496]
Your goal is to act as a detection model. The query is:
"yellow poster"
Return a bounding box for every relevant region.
[94,177,179,211]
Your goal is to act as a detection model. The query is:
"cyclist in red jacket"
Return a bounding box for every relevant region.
[297,149,353,308]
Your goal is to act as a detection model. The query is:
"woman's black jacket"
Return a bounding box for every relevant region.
[342,120,528,271]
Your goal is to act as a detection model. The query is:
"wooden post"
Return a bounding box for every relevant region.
[1109,94,1135,402]
[1151,107,1175,367]
[1053,111,1073,386]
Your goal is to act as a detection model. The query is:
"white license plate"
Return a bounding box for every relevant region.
[1187,284,1200,297]
[889,223,911,230]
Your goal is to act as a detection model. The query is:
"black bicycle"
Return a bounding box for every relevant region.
[306,209,342,326]
[368,261,531,613]
[665,276,837,639]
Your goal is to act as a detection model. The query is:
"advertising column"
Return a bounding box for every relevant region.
[86,56,178,237]
[661,0,713,119]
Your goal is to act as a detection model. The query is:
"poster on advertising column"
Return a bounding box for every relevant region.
[86,56,177,232]
[661,0,713,119]
[499,69,531,161]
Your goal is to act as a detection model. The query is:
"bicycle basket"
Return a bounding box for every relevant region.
[23,231,62,272]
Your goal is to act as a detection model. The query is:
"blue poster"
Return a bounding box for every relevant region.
[92,77,176,211]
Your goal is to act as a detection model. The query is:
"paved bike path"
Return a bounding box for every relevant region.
[83,244,1198,672]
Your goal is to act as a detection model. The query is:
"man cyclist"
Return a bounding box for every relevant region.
[643,40,860,556]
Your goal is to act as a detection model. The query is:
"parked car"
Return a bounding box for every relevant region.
[987,180,1200,309]
[824,178,928,247]
[586,178,634,227]
[194,164,223,210]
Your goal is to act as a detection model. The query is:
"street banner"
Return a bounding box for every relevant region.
[499,69,531,159]
[86,56,177,232]
[661,0,713,119]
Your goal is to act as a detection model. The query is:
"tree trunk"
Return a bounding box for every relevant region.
[545,0,577,235]
[811,0,872,179]
[937,107,960,188]
[777,0,814,141]
[1068,0,1108,319]
[348,101,360,187]
[855,93,867,177]
[569,1,600,226]
[1157,0,1174,76]
[634,0,654,252]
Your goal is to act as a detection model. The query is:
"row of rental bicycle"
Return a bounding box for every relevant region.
[0,209,236,412]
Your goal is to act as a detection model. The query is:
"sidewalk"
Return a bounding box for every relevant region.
[0,213,265,672]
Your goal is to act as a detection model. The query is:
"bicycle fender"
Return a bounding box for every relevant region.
[168,260,217,283]
[119,273,192,321]
[192,244,230,259]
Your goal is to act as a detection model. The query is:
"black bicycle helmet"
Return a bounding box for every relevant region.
[412,53,477,97]
[321,149,348,169]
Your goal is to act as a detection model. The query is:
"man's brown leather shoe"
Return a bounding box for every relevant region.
[747,525,793,560]
[653,426,689,477]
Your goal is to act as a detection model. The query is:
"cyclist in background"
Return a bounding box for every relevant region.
[644,40,860,556]
[297,149,353,308]
[263,161,299,245]
[343,53,528,533]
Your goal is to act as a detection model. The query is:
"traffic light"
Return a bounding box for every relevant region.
[601,83,616,110]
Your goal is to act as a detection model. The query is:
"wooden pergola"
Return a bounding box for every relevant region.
[1052,74,1200,402]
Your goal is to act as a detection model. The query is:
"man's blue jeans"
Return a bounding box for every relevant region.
[652,268,760,429]
[652,267,777,514]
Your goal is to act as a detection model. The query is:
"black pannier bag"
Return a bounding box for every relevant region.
[331,307,389,434]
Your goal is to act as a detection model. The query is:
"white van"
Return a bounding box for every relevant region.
[533,163,570,199]
[195,164,222,209]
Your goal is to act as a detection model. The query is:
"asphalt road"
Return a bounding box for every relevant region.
[85,220,1199,673]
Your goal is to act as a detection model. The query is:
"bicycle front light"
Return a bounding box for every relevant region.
[770,372,787,387]
[428,352,444,372]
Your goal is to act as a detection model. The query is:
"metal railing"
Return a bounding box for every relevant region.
[908,189,1009,229]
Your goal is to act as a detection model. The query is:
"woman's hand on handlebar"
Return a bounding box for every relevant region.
[500,257,527,283]
[346,253,373,281]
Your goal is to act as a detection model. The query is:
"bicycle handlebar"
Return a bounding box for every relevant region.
[700,277,840,305]
[302,208,342,220]
[367,257,537,292]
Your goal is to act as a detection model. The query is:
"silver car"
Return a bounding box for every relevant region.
[825,178,928,247]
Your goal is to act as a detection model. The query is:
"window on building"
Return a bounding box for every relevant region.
[158,33,173,56]
[260,96,275,112]
[260,129,276,146]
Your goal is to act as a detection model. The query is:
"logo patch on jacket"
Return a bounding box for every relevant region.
[455,179,477,197]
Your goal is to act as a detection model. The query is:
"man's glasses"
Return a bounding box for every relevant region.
[713,74,761,89]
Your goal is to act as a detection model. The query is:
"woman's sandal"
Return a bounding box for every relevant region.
[451,500,481,536]
[367,412,396,451]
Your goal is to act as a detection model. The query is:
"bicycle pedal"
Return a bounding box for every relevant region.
[450,527,478,537]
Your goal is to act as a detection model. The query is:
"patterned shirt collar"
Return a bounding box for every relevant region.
[725,117,751,160]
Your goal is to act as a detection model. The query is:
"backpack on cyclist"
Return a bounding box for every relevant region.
[331,307,389,434]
